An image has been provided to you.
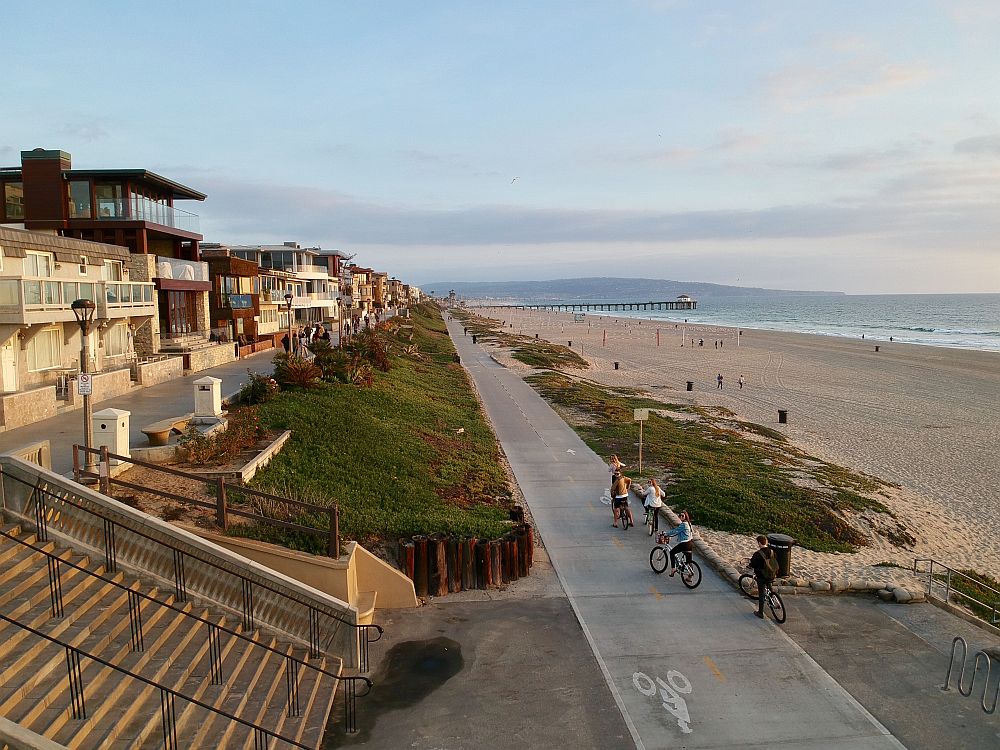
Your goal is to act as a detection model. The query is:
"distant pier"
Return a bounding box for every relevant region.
[475,294,697,312]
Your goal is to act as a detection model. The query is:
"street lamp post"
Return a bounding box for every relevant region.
[71,299,97,473]
[284,293,294,355]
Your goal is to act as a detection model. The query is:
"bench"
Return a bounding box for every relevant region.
[141,414,193,446]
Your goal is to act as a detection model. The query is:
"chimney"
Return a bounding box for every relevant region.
[21,149,72,229]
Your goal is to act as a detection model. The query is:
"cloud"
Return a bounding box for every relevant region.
[954,134,1000,156]
[766,59,932,112]
[57,122,109,143]
[195,172,994,249]
[396,149,503,179]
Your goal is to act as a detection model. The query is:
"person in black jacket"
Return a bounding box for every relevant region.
[749,535,777,619]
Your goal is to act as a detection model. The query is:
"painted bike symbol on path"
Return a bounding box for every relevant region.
[633,670,693,734]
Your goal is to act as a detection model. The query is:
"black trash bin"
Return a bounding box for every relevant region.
[686,381,693,391]
[777,409,787,424]
[614,362,619,370]
[767,533,795,577]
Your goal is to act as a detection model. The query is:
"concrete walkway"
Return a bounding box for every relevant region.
[0,351,275,477]
[447,319,905,750]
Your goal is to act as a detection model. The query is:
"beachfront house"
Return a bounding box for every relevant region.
[0,148,234,370]
[0,227,158,428]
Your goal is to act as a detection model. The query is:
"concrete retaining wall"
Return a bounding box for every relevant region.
[185,345,236,373]
[0,386,58,429]
[135,356,184,387]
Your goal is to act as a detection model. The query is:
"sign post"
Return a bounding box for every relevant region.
[634,408,649,473]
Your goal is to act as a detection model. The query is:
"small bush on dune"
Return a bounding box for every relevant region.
[273,354,322,390]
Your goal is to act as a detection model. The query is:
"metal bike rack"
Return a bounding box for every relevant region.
[942,636,1000,714]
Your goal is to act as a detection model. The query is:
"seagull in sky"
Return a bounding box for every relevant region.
[511,177,518,184]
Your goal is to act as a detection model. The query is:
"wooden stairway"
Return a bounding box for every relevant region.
[0,524,340,749]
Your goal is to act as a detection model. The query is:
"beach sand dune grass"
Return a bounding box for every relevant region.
[526,370,905,554]
[452,309,588,369]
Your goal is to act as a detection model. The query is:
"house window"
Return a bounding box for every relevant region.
[103,260,123,281]
[95,183,124,218]
[104,323,129,357]
[68,180,92,219]
[25,252,52,277]
[79,256,88,275]
[3,182,24,220]
[27,327,61,371]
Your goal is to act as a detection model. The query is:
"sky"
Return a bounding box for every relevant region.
[4,1,1000,294]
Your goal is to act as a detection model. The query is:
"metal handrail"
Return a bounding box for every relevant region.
[0,527,341,681]
[0,467,383,666]
[0,612,311,748]
[74,444,339,553]
[913,558,1000,625]
[942,636,1000,714]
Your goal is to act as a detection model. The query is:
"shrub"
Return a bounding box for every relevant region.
[234,370,280,405]
[178,407,268,465]
[273,354,322,389]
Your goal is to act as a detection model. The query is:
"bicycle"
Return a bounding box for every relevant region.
[649,535,702,588]
[644,505,659,536]
[615,498,633,531]
[738,567,786,623]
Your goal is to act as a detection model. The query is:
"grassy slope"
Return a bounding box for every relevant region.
[234,304,511,552]
[527,371,898,553]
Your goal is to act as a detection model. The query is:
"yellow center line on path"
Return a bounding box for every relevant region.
[648,585,663,600]
[612,537,625,549]
[703,655,726,682]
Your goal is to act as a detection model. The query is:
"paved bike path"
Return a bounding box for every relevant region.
[449,320,905,750]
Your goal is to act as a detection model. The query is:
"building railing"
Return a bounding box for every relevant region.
[155,256,209,283]
[216,293,255,310]
[128,199,200,233]
[0,278,154,315]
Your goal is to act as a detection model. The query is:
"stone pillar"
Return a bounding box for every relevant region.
[127,254,160,355]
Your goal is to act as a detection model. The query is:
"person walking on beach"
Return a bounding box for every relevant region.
[738,374,745,389]
[717,373,723,390]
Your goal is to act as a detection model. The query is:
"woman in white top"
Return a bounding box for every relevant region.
[639,478,664,531]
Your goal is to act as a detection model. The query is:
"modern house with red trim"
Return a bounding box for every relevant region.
[0,149,229,368]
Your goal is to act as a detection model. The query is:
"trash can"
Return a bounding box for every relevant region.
[874,345,880,352]
[568,341,572,347]
[472,335,478,344]
[614,362,619,370]
[767,533,795,577]
[778,409,787,424]
[686,381,693,391]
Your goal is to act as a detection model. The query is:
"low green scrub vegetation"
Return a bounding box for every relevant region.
[947,570,1000,624]
[232,303,512,553]
[526,371,898,553]
[451,310,588,369]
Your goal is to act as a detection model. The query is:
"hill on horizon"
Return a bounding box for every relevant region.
[420,277,844,300]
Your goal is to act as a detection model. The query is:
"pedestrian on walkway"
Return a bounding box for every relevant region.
[738,374,745,389]
[717,373,723,390]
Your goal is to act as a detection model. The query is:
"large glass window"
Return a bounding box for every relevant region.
[103,260,123,281]
[27,327,61,371]
[95,183,124,218]
[68,180,92,218]
[3,182,24,220]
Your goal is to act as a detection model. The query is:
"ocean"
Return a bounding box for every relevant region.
[531,293,1000,353]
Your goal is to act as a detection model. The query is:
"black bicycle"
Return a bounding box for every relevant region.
[617,499,633,531]
[738,571,786,623]
[649,537,701,588]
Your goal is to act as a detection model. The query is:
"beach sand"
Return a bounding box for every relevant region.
[475,307,1000,584]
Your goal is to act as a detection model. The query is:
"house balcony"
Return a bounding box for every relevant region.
[119,201,200,234]
[216,293,257,310]
[0,278,155,325]
[155,256,209,283]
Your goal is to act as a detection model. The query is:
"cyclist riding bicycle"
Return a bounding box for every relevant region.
[611,473,633,528]
[663,510,694,575]
[749,534,778,619]
[638,478,664,531]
